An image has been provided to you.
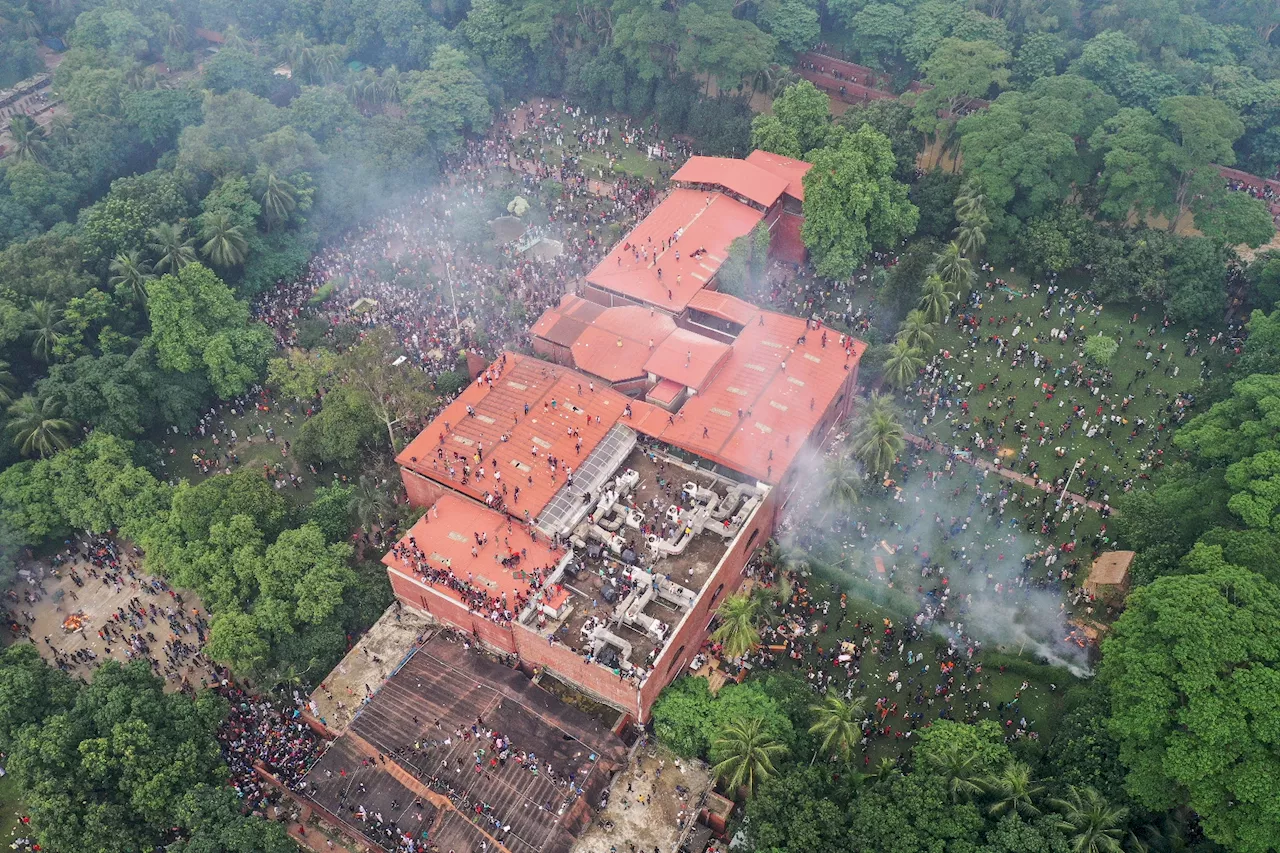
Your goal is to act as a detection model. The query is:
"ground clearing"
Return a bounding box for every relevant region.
[574,746,712,853]
[3,560,214,690]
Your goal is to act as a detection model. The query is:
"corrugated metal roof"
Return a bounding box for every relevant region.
[647,378,684,405]
[745,150,813,202]
[585,189,764,314]
[672,156,790,209]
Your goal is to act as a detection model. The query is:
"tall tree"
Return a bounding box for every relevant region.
[1099,560,1280,851]
[24,299,66,363]
[710,716,789,797]
[198,211,250,268]
[808,693,868,762]
[800,124,918,280]
[1048,786,1128,853]
[882,336,924,391]
[148,221,198,274]
[6,115,48,164]
[849,392,906,476]
[108,251,155,306]
[710,591,762,660]
[6,394,75,458]
[145,263,273,399]
[910,39,1010,139]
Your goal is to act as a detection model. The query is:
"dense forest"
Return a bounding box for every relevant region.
[2,0,1280,851]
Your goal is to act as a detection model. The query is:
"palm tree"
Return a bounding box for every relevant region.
[108,251,155,305]
[954,184,988,223]
[710,717,788,797]
[11,5,40,37]
[872,757,901,784]
[917,273,953,325]
[882,337,924,391]
[6,394,75,458]
[308,44,345,84]
[258,171,298,230]
[761,537,810,577]
[198,212,249,268]
[932,241,974,297]
[25,300,66,363]
[7,115,48,164]
[377,66,403,105]
[808,693,868,762]
[148,222,197,274]
[925,742,986,803]
[710,591,761,660]
[164,17,188,49]
[954,215,988,258]
[897,309,936,351]
[823,452,864,515]
[0,360,16,406]
[849,393,906,476]
[986,761,1043,818]
[45,114,76,148]
[222,24,258,54]
[278,31,315,78]
[124,62,159,91]
[1050,786,1128,853]
[349,474,393,533]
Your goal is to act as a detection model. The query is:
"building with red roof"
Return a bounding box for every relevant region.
[388,152,864,722]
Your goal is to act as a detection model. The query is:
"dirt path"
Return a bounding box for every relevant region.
[904,432,1110,512]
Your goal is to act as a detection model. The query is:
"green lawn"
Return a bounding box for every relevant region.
[0,771,27,847]
[758,562,1076,766]
[144,398,334,507]
[901,289,1224,497]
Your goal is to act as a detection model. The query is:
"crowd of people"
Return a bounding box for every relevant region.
[215,681,321,814]
[902,282,1243,507]
[251,100,672,391]
[5,537,215,692]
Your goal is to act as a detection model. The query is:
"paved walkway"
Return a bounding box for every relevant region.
[904,433,1111,513]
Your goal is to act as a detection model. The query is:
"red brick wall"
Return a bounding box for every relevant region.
[399,467,452,509]
[532,336,573,366]
[638,488,780,715]
[387,569,518,654]
[510,622,645,717]
[387,489,782,721]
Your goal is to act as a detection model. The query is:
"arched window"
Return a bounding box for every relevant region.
[710,583,725,603]
[666,646,687,673]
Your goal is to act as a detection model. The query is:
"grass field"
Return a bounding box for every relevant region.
[0,772,26,847]
[901,286,1226,494]
[760,562,1078,765]
[144,397,335,508]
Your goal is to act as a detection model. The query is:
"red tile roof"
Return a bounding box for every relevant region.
[382,493,565,610]
[634,311,865,482]
[585,189,764,314]
[642,328,731,391]
[396,354,654,519]
[571,325,653,382]
[687,290,760,327]
[529,295,606,346]
[745,150,813,202]
[647,378,684,406]
[672,156,790,209]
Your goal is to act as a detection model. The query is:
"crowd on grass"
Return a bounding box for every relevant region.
[903,282,1245,507]
[251,101,670,388]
